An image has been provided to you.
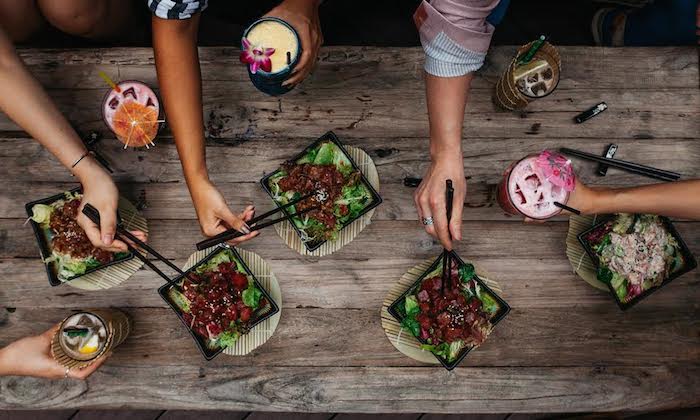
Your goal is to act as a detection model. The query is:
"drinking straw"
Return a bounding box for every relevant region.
[553,201,581,215]
[517,35,547,65]
[98,71,121,93]
[560,147,680,182]
[287,51,291,65]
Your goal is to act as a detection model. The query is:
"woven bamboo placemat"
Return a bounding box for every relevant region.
[565,214,608,291]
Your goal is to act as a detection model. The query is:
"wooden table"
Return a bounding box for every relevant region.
[0,46,698,413]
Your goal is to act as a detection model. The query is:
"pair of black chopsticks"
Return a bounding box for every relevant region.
[81,203,184,286]
[560,147,680,182]
[441,180,454,297]
[195,191,321,251]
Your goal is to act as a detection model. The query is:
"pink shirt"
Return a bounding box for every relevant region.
[414,0,500,76]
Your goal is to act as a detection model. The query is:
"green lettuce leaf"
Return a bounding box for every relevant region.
[401,317,420,337]
[242,283,263,309]
[215,328,240,349]
[31,204,54,228]
[421,342,450,360]
[297,148,318,164]
[332,148,353,177]
[404,295,420,317]
[313,142,335,165]
[168,288,191,313]
[458,263,475,282]
[194,249,235,274]
[597,267,613,284]
[478,289,499,315]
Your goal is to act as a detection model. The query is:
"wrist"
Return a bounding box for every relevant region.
[579,187,612,215]
[72,155,106,183]
[430,144,463,164]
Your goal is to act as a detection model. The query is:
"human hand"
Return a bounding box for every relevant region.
[0,324,110,379]
[190,178,259,245]
[75,158,147,252]
[264,0,323,86]
[414,154,466,250]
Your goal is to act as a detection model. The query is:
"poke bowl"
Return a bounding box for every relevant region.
[388,251,510,370]
[25,187,133,286]
[158,245,280,360]
[260,131,382,252]
[578,213,696,310]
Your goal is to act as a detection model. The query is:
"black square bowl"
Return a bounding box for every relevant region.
[388,251,511,370]
[577,215,697,311]
[25,186,134,287]
[260,131,383,252]
[157,245,280,360]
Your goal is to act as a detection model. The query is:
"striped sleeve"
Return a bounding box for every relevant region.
[414,0,500,77]
[147,0,208,19]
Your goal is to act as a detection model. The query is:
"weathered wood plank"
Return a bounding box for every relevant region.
[0,137,696,185]
[1,257,698,310]
[0,307,697,368]
[0,87,696,139]
[2,219,698,261]
[14,47,698,89]
[1,364,697,412]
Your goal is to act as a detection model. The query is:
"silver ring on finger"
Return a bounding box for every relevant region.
[422,217,434,226]
[65,368,71,378]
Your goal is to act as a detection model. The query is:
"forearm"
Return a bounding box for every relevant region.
[152,15,208,189]
[425,72,472,160]
[0,346,17,376]
[0,28,87,173]
[589,180,700,220]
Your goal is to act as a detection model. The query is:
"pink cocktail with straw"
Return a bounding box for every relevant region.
[497,151,576,219]
[101,76,161,149]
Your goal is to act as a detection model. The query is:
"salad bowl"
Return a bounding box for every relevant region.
[158,245,279,360]
[25,187,133,286]
[388,251,510,370]
[260,131,382,252]
[578,213,696,310]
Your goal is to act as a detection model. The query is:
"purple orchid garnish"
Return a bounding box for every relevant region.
[240,37,275,74]
[534,150,576,192]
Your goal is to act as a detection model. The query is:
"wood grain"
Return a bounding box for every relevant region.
[1,364,697,412]
[0,46,697,412]
[0,307,697,368]
[0,137,696,186]
[1,256,698,310]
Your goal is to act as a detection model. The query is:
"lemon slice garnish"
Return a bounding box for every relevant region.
[79,335,100,354]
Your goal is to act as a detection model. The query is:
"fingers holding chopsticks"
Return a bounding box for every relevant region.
[217,205,260,246]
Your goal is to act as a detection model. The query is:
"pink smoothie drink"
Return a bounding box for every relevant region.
[502,155,570,219]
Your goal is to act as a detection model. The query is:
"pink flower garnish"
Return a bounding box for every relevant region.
[240,37,275,74]
[534,150,576,192]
